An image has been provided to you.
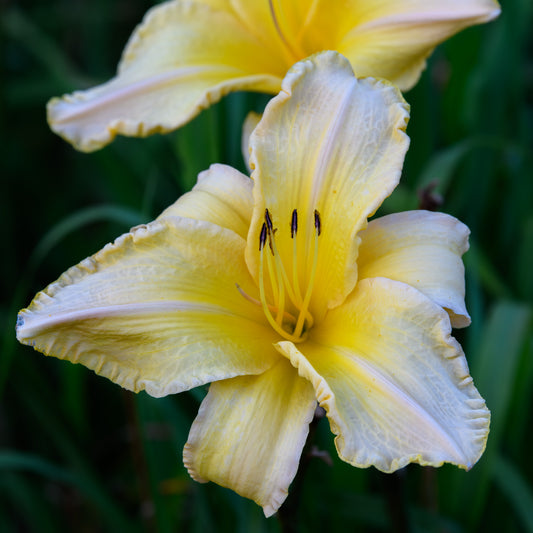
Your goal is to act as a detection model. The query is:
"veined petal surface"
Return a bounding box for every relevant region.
[311,0,501,90]
[47,1,285,152]
[17,217,278,396]
[278,278,489,472]
[183,358,316,517]
[158,164,253,240]
[246,52,410,317]
[358,211,470,328]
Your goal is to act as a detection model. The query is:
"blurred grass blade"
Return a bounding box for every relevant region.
[0,451,78,483]
[518,216,533,301]
[27,205,144,273]
[174,104,221,192]
[416,139,477,194]
[493,454,533,532]
[464,243,512,300]
[0,450,139,531]
[454,301,531,527]
[416,137,507,196]
[2,8,89,90]
[0,205,143,396]
[0,472,59,532]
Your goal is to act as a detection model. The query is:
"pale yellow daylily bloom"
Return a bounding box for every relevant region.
[48,0,500,152]
[18,52,489,516]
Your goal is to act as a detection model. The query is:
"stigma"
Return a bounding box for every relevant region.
[257,208,321,342]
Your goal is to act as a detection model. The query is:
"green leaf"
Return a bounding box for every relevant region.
[493,454,533,533]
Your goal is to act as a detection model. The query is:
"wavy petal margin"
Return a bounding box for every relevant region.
[158,163,253,240]
[17,217,278,396]
[47,1,284,152]
[358,210,471,327]
[277,278,489,472]
[246,51,410,319]
[334,0,501,90]
[184,358,316,517]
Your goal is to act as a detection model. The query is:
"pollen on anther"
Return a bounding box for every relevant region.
[259,223,267,250]
[291,209,298,238]
[314,210,322,236]
[265,209,273,232]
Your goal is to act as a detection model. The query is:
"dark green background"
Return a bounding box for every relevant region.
[2,1,532,531]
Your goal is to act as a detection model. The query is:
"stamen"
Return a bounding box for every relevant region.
[259,241,303,343]
[291,209,303,304]
[293,210,321,338]
[314,209,321,236]
[259,222,267,251]
[265,208,274,232]
[236,284,262,307]
[265,210,303,311]
[265,239,279,306]
[291,209,298,238]
[236,283,296,321]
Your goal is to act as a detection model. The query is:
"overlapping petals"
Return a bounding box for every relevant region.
[358,210,471,327]
[158,163,253,239]
[20,51,490,517]
[47,1,285,152]
[246,52,409,319]
[47,0,499,151]
[16,212,279,397]
[278,278,489,473]
[329,0,500,89]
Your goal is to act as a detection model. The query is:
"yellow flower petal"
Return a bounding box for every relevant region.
[332,0,501,90]
[17,217,278,396]
[246,52,410,319]
[158,163,253,240]
[358,210,470,328]
[222,0,307,65]
[277,278,489,472]
[183,357,316,517]
[47,1,285,152]
[241,111,262,173]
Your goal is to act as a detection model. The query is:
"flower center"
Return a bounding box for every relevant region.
[256,208,321,343]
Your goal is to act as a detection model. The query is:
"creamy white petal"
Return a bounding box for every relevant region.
[183,358,316,516]
[158,163,253,240]
[277,278,489,472]
[47,1,284,151]
[358,210,470,327]
[246,52,410,320]
[17,217,278,396]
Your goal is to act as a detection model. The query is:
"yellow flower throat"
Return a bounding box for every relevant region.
[252,208,321,343]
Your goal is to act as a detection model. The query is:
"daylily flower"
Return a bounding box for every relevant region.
[19,53,489,516]
[48,0,500,152]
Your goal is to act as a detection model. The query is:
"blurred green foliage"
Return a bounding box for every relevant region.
[1,1,532,531]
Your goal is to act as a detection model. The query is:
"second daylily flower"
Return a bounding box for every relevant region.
[18,52,489,516]
[48,0,500,151]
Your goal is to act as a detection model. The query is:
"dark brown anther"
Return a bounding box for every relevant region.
[259,222,267,250]
[265,209,274,233]
[291,209,298,238]
[314,210,322,236]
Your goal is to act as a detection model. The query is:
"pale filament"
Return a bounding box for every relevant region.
[253,208,321,342]
[293,210,320,339]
